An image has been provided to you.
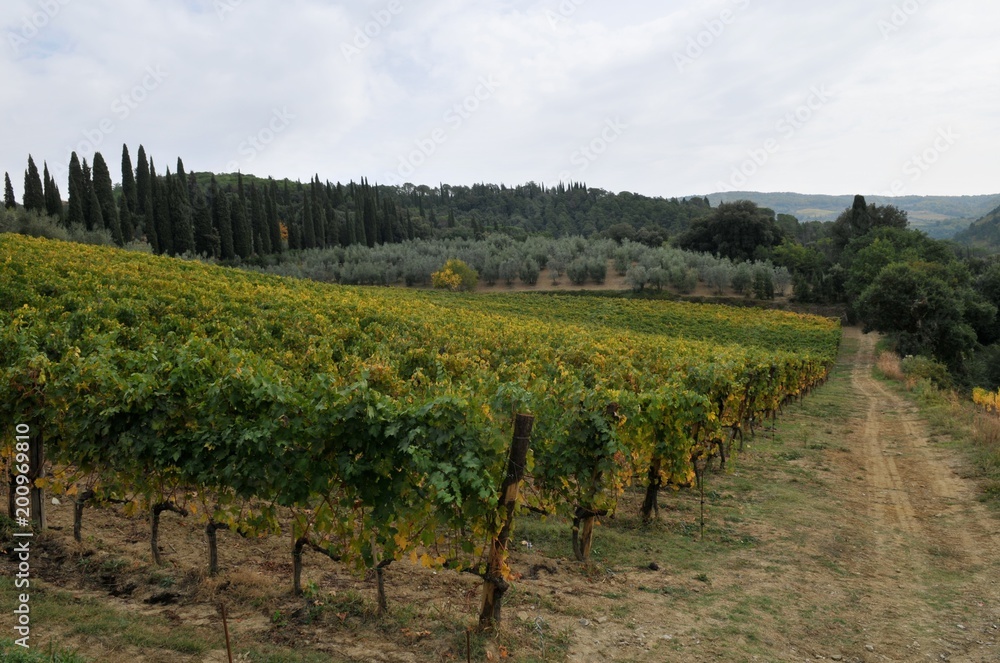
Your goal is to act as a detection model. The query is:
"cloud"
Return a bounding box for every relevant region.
[1,0,997,199]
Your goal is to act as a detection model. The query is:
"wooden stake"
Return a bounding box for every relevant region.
[220,603,234,663]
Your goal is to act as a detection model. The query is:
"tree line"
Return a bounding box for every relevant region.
[5,148,714,262]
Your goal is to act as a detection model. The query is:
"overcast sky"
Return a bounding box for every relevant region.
[2,0,997,202]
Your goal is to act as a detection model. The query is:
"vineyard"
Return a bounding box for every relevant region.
[0,234,840,634]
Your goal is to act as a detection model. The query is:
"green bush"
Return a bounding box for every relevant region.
[901,355,952,390]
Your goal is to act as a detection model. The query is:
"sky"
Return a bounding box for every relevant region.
[2,0,998,202]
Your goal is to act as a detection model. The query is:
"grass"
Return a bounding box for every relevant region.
[0,640,89,663]
[873,348,1000,506]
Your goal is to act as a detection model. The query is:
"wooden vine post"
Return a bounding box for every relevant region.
[479,413,533,631]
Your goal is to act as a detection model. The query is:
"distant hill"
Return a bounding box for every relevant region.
[703,192,1000,239]
[953,203,1000,251]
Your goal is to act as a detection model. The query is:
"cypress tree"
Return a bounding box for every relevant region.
[175,158,191,205]
[250,184,268,255]
[301,188,315,249]
[135,146,150,218]
[92,152,123,244]
[191,184,216,257]
[81,158,94,227]
[210,176,234,260]
[67,153,85,227]
[118,195,134,244]
[168,168,195,255]
[86,188,103,233]
[230,193,252,259]
[151,160,172,255]
[121,145,137,224]
[43,163,63,221]
[3,172,16,209]
[267,178,283,253]
[311,176,326,247]
[22,155,45,213]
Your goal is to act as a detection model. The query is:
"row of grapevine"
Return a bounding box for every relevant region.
[0,234,839,627]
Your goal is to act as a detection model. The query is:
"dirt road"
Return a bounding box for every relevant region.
[832,328,1000,661]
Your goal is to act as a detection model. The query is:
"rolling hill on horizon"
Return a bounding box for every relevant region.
[703,191,1000,239]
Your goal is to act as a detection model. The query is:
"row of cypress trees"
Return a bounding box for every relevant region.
[4,146,420,260]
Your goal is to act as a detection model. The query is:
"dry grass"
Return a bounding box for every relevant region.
[875,350,905,382]
[973,413,1000,487]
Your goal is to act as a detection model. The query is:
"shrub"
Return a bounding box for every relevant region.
[431,258,478,291]
[901,355,952,390]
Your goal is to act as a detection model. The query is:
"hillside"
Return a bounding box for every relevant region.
[704,191,1000,238]
[953,202,1000,250]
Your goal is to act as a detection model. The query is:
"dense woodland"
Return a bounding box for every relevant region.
[4,145,1000,390]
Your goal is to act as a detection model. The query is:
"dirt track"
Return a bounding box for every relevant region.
[833,328,1000,661]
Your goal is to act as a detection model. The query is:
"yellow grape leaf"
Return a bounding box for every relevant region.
[66,484,78,497]
[410,550,419,564]
[420,553,433,569]
[435,556,446,566]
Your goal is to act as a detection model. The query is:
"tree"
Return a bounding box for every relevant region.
[121,145,138,240]
[92,152,123,244]
[675,200,784,262]
[831,195,908,252]
[212,184,235,260]
[43,163,63,221]
[22,155,45,213]
[66,152,86,228]
[192,182,216,257]
[150,160,172,255]
[431,259,478,291]
[168,168,195,255]
[856,261,983,370]
[135,145,152,239]
[231,194,252,259]
[3,172,15,209]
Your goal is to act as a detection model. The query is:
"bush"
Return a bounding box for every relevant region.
[431,258,478,291]
[901,355,952,390]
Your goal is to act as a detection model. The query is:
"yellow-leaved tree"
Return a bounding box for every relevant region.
[432,259,478,292]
